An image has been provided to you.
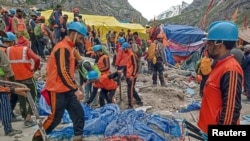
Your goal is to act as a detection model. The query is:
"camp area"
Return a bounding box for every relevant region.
[0,1,250,141]
[40,10,147,43]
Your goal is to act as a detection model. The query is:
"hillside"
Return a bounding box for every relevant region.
[1,0,148,25]
[156,1,189,20]
[154,0,250,30]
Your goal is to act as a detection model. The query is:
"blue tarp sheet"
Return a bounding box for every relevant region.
[36,81,181,140]
[178,101,201,113]
[47,104,181,141]
[164,25,206,45]
[165,47,175,65]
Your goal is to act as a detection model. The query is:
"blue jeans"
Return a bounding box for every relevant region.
[0,94,12,133]
[54,27,61,43]
[244,71,250,99]
[84,83,98,105]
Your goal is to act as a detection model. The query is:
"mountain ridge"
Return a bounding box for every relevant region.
[153,0,250,30]
[1,0,148,25]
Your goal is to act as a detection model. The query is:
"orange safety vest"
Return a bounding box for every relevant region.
[6,46,33,80]
[13,17,26,32]
[115,48,127,67]
[45,37,76,92]
[198,55,243,133]
[93,74,117,90]
[126,50,137,78]
[97,54,110,75]
[85,37,93,51]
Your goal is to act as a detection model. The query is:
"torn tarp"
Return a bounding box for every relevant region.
[48,104,181,141]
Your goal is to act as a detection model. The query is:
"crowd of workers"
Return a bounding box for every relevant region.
[0,4,249,141]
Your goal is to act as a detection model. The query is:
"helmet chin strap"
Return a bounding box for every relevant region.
[73,32,78,45]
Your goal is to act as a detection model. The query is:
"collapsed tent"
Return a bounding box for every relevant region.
[40,10,147,43]
[37,87,181,141]
[163,25,206,63]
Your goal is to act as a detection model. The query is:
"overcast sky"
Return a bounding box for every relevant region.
[128,0,193,20]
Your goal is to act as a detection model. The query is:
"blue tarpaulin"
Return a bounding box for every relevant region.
[178,101,201,113]
[47,104,181,141]
[164,25,206,45]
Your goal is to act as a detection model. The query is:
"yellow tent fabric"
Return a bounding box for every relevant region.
[120,23,147,40]
[41,10,147,43]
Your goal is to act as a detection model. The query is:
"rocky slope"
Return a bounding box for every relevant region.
[2,0,148,25]
[155,0,250,30]
[156,1,189,20]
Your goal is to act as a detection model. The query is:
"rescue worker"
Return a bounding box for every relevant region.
[93,44,110,75]
[86,70,118,107]
[32,22,86,141]
[241,44,250,100]
[152,34,167,86]
[198,21,243,134]
[78,60,101,106]
[85,45,110,106]
[84,32,94,57]
[115,37,127,83]
[0,30,29,136]
[52,5,64,43]
[120,42,143,109]
[12,9,30,41]
[5,32,40,127]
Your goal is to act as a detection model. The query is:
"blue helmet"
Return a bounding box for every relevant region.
[3,32,16,42]
[118,37,125,44]
[207,21,238,41]
[9,9,16,15]
[67,22,87,37]
[87,70,99,80]
[121,42,130,49]
[93,45,102,52]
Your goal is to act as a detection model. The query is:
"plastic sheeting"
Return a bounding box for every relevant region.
[165,47,175,66]
[180,47,204,71]
[178,101,201,113]
[164,25,206,45]
[47,104,181,141]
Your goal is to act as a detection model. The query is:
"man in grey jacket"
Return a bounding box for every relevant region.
[152,34,167,86]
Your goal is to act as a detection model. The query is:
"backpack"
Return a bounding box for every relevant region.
[132,43,143,58]
[34,24,42,37]
[199,57,212,75]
